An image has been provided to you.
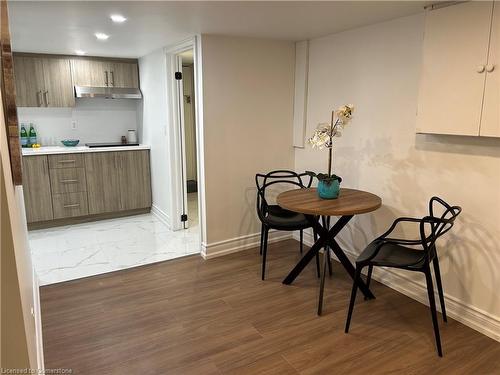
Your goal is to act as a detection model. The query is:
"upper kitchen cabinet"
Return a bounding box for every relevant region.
[71,58,139,88]
[13,54,75,107]
[71,59,109,87]
[41,57,76,107]
[108,61,139,88]
[416,1,497,137]
[13,55,44,107]
[480,3,500,137]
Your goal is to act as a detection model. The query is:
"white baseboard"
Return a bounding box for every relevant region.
[151,204,170,228]
[201,230,292,259]
[296,230,500,343]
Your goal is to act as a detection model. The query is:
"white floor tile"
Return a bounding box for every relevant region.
[29,211,200,286]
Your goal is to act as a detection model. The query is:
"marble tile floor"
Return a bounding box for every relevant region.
[29,212,201,286]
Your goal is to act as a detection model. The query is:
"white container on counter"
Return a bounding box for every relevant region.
[127,130,137,143]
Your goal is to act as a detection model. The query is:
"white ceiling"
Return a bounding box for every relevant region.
[8,1,428,59]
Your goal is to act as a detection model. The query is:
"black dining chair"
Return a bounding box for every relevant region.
[344,197,461,357]
[256,170,332,280]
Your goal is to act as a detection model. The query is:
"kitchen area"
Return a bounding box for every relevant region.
[15,51,200,285]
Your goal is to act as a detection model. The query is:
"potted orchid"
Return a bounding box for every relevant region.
[307,104,354,199]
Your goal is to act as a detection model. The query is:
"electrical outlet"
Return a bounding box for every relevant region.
[71,120,77,130]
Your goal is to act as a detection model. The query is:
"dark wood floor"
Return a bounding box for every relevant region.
[41,239,500,374]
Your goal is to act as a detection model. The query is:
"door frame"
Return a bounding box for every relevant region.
[164,36,206,246]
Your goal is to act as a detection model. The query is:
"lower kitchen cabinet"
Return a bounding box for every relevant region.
[85,151,122,214]
[22,149,151,226]
[119,150,152,211]
[22,155,53,222]
[85,150,152,215]
[52,192,89,219]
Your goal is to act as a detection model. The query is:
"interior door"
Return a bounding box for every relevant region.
[176,55,189,229]
[85,152,121,214]
[416,1,494,136]
[41,57,75,107]
[480,1,500,137]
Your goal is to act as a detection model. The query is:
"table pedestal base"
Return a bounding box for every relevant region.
[282,214,375,315]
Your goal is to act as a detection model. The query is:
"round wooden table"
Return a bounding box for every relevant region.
[277,187,382,315]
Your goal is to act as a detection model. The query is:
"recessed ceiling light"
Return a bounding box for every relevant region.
[75,50,86,56]
[95,32,109,40]
[110,14,127,23]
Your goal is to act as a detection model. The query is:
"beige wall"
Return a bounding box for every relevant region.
[201,35,295,248]
[0,99,38,367]
[1,162,29,369]
[295,14,500,338]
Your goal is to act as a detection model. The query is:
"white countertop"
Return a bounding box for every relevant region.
[22,144,150,156]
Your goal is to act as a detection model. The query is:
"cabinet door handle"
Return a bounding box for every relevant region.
[43,90,49,106]
[486,64,495,73]
[37,90,42,106]
[105,71,109,86]
[58,159,76,164]
[110,71,115,86]
[63,203,80,208]
[60,179,78,183]
[477,65,486,73]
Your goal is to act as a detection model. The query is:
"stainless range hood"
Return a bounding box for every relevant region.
[75,85,142,99]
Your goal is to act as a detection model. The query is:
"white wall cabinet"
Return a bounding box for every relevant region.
[417,1,500,137]
[481,3,500,137]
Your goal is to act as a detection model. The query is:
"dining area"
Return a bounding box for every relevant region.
[255,104,462,358]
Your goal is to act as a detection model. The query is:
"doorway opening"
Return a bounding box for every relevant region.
[177,49,199,232]
[166,36,205,253]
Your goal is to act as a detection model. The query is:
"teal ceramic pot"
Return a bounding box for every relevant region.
[317,179,340,199]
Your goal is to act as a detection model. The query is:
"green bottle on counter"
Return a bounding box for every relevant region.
[28,123,37,146]
[20,124,29,147]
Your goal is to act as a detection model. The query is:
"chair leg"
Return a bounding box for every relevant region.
[261,227,269,280]
[259,224,264,255]
[300,229,304,254]
[432,257,447,323]
[345,266,362,333]
[317,243,330,316]
[425,267,443,357]
[315,253,320,278]
[364,264,374,301]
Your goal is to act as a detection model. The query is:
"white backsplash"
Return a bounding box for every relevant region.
[17,98,140,146]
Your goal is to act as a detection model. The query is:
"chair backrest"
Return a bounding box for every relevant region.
[421,196,462,257]
[255,170,312,221]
